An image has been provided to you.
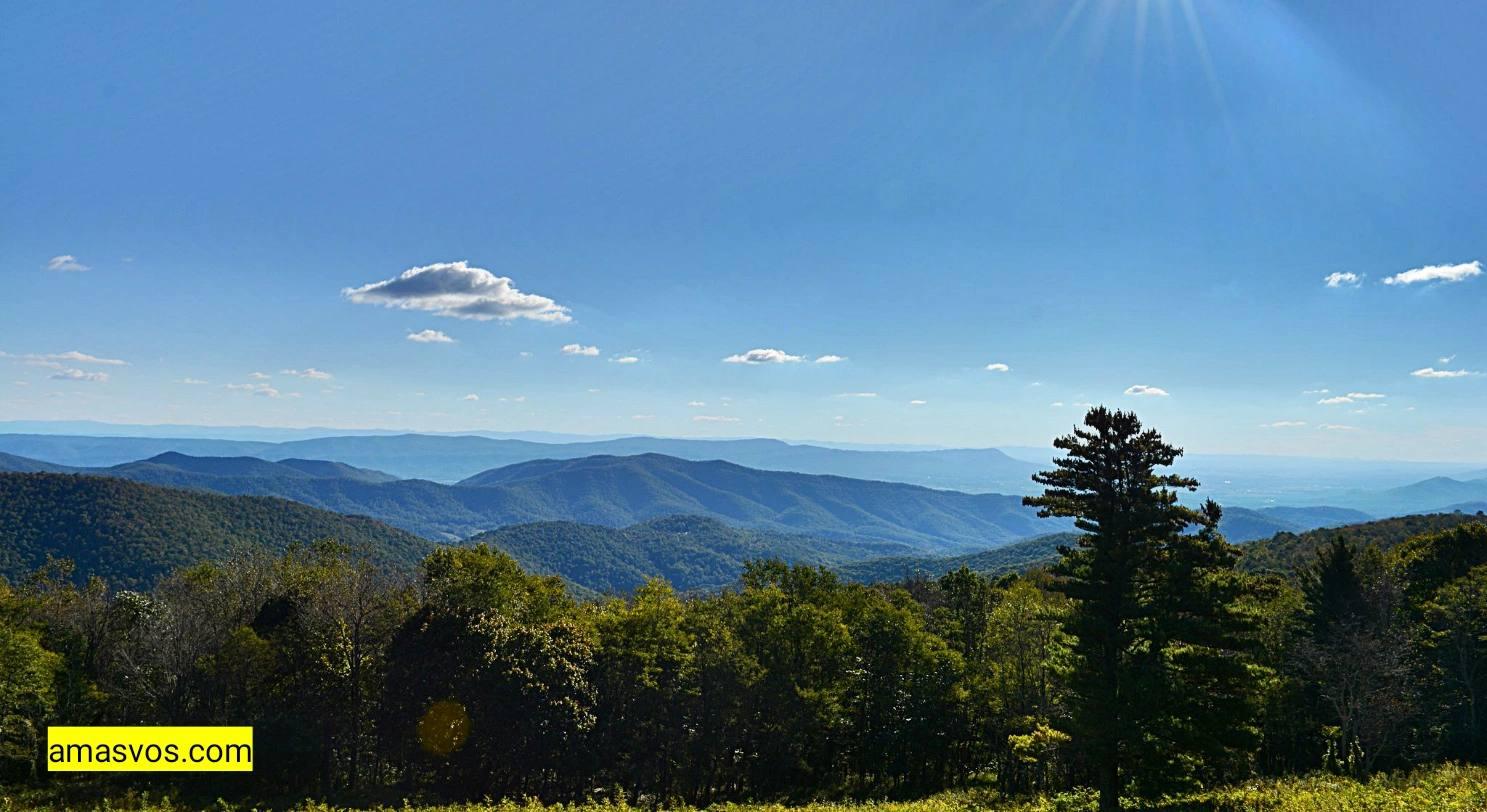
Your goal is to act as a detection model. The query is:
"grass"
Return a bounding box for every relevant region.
[3,764,1485,812]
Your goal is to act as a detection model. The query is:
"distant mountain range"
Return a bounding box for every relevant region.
[0,451,1060,551]
[0,472,432,588]
[0,447,1397,550]
[4,465,1481,597]
[5,430,1484,511]
[0,432,1043,492]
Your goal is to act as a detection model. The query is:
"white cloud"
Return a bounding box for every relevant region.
[1261,420,1307,428]
[462,393,480,401]
[407,329,455,344]
[176,378,208,385]
[1383,260,1482,286]
[1,350,127,366]
[1346,392,1386,399]
[562,343,599,356]
[1439,355,1456,365]
[1323,272,1362,288]
[631,414,655,421]
[499,395,527,403]
[693,415,741,423]
[1050,401,1064,408]
[1318,396,1354,405]
[611,356,640,364]
[249,372,271,380]
[815,354,847,364]
[50,368,108,382]
[687,401,706,407]
[1124,385,1169,397]
[1411,367,1481,379]
[836,392,878,398]
[1303,388,1330,395]
[45,255,89,272]
[723,348,803,365]
[1321,424,1358,431]
[46,350,126,366]
[225,382,279,397]
[281,368,333,380]
[343,260,572,322]
[985,362,1010,373]
[910,399,927,406]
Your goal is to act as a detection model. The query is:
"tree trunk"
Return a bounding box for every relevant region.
[1098,759,1121,812]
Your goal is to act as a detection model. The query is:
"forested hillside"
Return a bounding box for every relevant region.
[470,514,907,595]
[0,473,431,588]
[1239,510,1487,573]
[836,532,1076,583]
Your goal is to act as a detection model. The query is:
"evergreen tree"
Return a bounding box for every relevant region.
[1023,407,1252,810]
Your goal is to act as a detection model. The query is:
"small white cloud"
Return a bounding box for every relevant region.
[1323,272,1362,288]
[249,372,271,380]
[462,393,480,401]
[45,255,89,272]
[631,414,655,421]
[519,351,533,358]
[2,350,127,366]
[1411,367,1481,379]
[1438,355,1456,365]
[693,415,741,423]
[985,362,1010,373]
[498,395,527,403]
[723,348,803,364]
[1303,388,1330,395]
[343,260,572,322]
[177,378,208,385]
[815,354,847,364]
[1124,385,1169,397]
[45,350,126,366]
[562,343,600,356]
[1346,392,1386,399]
[611,356,640,364]
[407,329,455,344]
[1261,420,1307,428]
[50,368,108,382]
[836,392,878,398]
[281,368,333,380]
[1383,261,1482,286]
[1318,396,1354,405]
[225,382,278,397]
[1050,401,1064,408]
[1321,424,1358,431]
[910,399,927,406]
[687,401,706,407]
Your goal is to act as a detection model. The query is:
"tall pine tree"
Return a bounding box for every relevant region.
[1024,407,1256,810]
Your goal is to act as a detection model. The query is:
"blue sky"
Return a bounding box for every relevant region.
[2,1,1483,460]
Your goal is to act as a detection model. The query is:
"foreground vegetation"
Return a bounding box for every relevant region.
[4,764,1485,810]
[2,409,1484,810]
